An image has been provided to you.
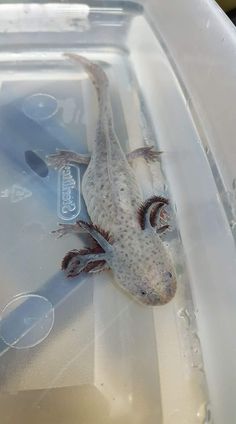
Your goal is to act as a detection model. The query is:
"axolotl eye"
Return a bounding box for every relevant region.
[163,271,172,281]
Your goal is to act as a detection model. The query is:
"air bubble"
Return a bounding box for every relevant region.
[197,402,212,423]
[178,308,191,326]
[192,331,201,345]
[192,363,204,372]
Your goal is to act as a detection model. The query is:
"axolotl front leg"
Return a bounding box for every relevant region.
[46,145,161,169]
[53,220,113,277]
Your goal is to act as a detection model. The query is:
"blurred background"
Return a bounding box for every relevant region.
[217,0,236,23]
[217,0,235,10]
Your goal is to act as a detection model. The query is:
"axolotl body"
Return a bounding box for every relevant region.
[47,53,177,306]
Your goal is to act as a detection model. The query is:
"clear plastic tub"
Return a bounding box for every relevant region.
[0,1,235,423]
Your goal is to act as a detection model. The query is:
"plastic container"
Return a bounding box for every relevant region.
[0,1,235,423]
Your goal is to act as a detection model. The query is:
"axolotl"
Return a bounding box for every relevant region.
[47,53,177,306]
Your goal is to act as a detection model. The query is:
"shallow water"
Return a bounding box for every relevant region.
[0,2,228,423]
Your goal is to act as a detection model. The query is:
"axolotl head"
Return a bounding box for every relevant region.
[110,229,177,306]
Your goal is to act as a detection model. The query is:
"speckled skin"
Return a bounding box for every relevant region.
[53,54,177,306]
